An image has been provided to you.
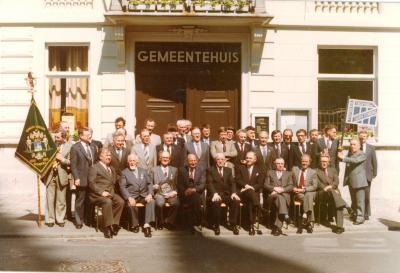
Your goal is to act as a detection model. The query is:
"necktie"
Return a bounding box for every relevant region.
[261,146,267,161]
[144,145,149,165]
[277,171,282,180]
[222,141,226,153]
[196,142,202,158]
[299,170,305,188]
[117,148,122,161]
[164,170,168,177]
[276,144,281,157]
[168,145,172,155]
[218,167,223,178]
[189,168,194,180]
[86,144,93,165]
[241,143,244,152]
[107,167,112,175]
[327,140,332,150]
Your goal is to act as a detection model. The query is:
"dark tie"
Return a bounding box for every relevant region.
[222,141,226,153]
[86,144,93,165]
[144,145,149,165]
[218,167,223,178]
[275,144,281,157]
[189,168,194,180]
[164,169,168,177]
[299,170,305,188]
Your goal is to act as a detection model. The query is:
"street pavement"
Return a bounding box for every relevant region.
[0,194,399,272]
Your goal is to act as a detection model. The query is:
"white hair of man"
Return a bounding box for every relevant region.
[128,153,139,161]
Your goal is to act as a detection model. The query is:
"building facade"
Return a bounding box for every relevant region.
[0,0,399,200]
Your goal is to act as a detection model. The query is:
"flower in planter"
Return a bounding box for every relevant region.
[236,0,247,10]
[222,0,234,10]
[129,0,142,5]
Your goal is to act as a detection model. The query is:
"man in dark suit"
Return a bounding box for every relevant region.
[289,129,312,170]
[317,124,339,172]
[253,131,276,175]
[167,125,186,149]
[109,132,129,179]
[308,129,320,169]
[88,148,124,238]
[316,155,347,234]
[178,154,206,233]
[236,151,264,235]
[207,153,241,235]
[358,130,378,220]
[244,126,259,149]
[150,151,179,229]
[283,129,297,171]
[177,119,192,143]
[234,129,252,170]
[264,158,294,236]
[185,127,210,170]
[70,127,97,229]
[269,130,289,170]
[156,133,185,168]
[120,154,155,238]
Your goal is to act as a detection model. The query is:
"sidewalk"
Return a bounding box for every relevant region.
[0,194,398,238]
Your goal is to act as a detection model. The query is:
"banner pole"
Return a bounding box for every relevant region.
[339,96,350,151]
[37,174,42,227]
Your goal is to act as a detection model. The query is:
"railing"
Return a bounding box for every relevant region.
[318,107,358,135]
[123,0,256,13]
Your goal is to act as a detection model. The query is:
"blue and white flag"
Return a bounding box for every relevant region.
[345,99,377,127]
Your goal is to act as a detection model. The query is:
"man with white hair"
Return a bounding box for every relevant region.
[177,119,192,143]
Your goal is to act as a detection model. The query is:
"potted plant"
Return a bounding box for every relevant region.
[156,0,170,11]
[209,0,222,12]
[143,0,156,11]
[222,0,235,12]
[193,0,208,12]
[236,0,249,12]
[128,0,144,11]
[169,0,184,11]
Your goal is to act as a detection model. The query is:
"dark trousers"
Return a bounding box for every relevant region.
[209,194,240,227]
[317,190,344,228]
[365,181,372,217]
[155,194,179,225]
[182,192,202,226]
[75,187,86,225]
[267,193,289,229]
[239,189,259,225]
[91,194,124,228]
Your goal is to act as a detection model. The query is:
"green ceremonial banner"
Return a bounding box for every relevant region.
[15,98,57,176]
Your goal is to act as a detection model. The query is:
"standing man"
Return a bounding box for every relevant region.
[291,154,318,233]
[283,129,296,171]
[264,158,294,236]
[207,153,241,235]
[316,155,347,234]
[109,132,129,179]
[289,129,312,170]
[177,119,192,143]
[104,117,133,148]
[70,127,97,229]
[88,148,124,238]
[269,130,289,170]
[135,118,162,146]
[226,127,235,142]
[120,154,155,237]
[245,126,259,148]
[236,151,264,235]
[178,154,206,233]
[308,129,320,169]
[185,127,210,169]
[150,151,179,229]
[253,131,276,175]
[132,129,157,171]
[317,124,339,172]
[43,129,72,227]
[234,129,252,170]
[210,127,237,174]
[200,124,212,145]
[338,138,368,225]
[358,130,378,220]
[156,132,185,168]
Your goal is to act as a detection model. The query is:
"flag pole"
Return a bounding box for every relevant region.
[36,174,42,227]
[339,96,350,151]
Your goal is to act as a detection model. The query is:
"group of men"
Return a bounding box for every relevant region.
[42,117,377,239]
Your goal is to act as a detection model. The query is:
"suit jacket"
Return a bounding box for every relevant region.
[156,143,185,168]
[308,141,319,169]
[291,167,318,192]
[234,142,252,167]
[253,144,276,175]
[104,133,134,150]
[185,140,210,169]
[315,167,346,208]
[88,162,117,200]
[177,165,206,195]
[207,166,236,198]
[245,138,259,149]
[43,140,72,187]
[174,137,186,149]
[178,134,192,144]
[109,145,129,177]
[131,143,157,171]
[149,165,178,195]
[235,164,264,192]
[363,143,378,182]
[264,170,294,204]
[289,142,312,171]
[201,137,212,146]
[119,167,152,200]
[210,140,238,168]
[268,142,289,169]
[343,150,368,189]
[70,141,97,187]
[317,138,339,171]
[135,133,162,147]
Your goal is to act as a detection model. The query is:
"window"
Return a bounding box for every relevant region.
[318,48,375,132]
[47,46,89,130]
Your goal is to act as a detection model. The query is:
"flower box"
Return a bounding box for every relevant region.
[221,5,235,12]
[128,3,156,11]
[157,4,184,11]
[236,5,249,12]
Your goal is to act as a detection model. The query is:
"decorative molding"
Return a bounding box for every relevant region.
[314,1,380,14]
[169,26,208,40]
[44,0,94,8]
[250,26,266,73]
[114,25,126,66]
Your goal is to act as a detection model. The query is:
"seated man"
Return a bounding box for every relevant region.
[235,151,264,236]
[178,154,206,233]
[291,154,318,234]
[207,153,241,236]
[88,148,124,239]
[120,154,155,238]
[150,151,179,229]
[316,155,347,234]
[264,158,294,236]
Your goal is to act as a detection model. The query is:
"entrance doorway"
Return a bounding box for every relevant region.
[135,42,241,138]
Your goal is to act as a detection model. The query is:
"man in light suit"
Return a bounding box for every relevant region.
[177,119,192,143]
[316,155,347,234]
[131,129,157,171]
[43,129,72,227]
[339,138,368,225]
[185,127,210,169]
[210,127,237,174]
[359,130,378,220]
[109,132,129,179]
[264,158,294,236]
[291,154,318,233]
[120,154,155,237]
[178,154,206,233]
[150,151,179,229]
[88,148,124,238]
[70,127,97,229]
[317,124,339,172]
[135,118,162,146]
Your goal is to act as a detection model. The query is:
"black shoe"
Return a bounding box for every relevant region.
[249,225,255,236]
[273,228,282,236]
[353,220,364,225]
[112,225,120,236]
[144,227,152,238]
[157,224,164,230]
[103,227,113,239]
[56,223,65,227]
[233,225,239,235]
[214,226,220,236]
[365,216,369,221]
[130,226,140,233]
[335,227,345,234]
[75,224,83,229]
[45,223,54,227]
[296,228,303,234]
[306,225,313,234]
